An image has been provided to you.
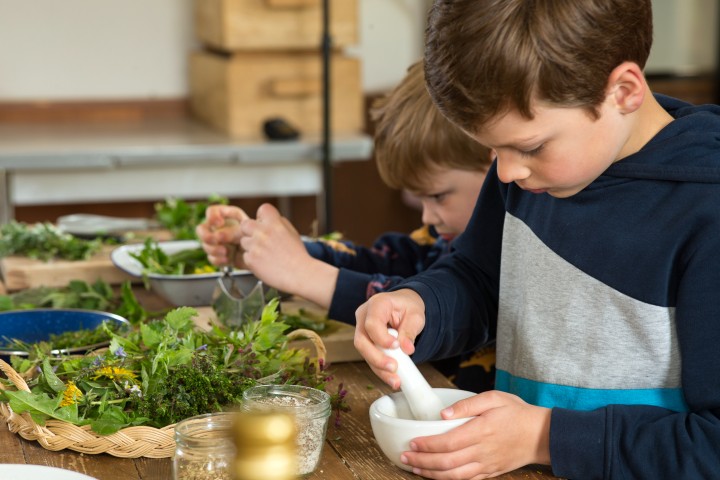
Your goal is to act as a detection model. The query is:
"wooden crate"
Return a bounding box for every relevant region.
[189,50,364,138]
[194,0,358,51]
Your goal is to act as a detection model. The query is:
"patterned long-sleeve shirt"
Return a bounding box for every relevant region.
[305,225,450,324]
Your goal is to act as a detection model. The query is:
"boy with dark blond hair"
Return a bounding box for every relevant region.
[354,1,720,478]
[197,61,495,390]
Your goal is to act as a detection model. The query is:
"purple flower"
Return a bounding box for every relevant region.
[196,344,208,351]
[114,347,127,358]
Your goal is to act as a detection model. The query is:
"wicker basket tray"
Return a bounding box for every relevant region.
[0,328,326,458]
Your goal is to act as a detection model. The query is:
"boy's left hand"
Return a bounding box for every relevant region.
[401,390,551,479]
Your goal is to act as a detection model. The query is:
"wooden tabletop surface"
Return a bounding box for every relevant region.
[0,360,560,480]
[0,288,560,479]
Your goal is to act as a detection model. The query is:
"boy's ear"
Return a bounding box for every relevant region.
[606,61,646,114]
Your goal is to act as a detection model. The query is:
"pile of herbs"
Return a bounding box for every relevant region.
[129,239,330,334]
[0,280,162,354]
[0,298,347,434]
[154,195,228,240]
[0,279,156,326]
[130,237,217,276]
[0,221,103,261]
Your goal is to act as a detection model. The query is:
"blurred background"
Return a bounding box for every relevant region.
[0,0,717,245]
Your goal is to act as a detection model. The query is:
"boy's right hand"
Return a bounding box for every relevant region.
[354,289,426,389]
[196,205,249,267]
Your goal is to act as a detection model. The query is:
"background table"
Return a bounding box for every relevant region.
[0,119,373,223]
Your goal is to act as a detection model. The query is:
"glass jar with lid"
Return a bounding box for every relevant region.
[241,384,331,476]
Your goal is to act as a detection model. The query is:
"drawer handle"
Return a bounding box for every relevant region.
[268,78,322,98]
[263,0,320,9]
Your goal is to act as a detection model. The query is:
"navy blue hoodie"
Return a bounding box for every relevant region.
[401,95,720,479]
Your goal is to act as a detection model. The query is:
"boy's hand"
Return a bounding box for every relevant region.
[238,203,310,291]
[354,290,426,389]
[237,203,340,309]
[196,205,249,267]
[401,391,552,479]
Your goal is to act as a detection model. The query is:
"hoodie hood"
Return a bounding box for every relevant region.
[605,94,720,183]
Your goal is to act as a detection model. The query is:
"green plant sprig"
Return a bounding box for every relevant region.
[154,195,228,241]
[0,221,103,261]
[0,279,161,326]
[129,237,216,276]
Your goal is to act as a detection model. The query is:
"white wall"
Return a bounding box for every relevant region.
[646,0,718,74]
[0,0,195,100]
[0,0,430,101]
[0,0,715,102]
[347,0,431,93]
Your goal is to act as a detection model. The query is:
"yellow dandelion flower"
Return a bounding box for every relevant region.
[60,382,83,407]
[93,366,137,382]
[193,264,216,274]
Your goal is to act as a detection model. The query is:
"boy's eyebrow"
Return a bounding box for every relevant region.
[417,187,454,197]
[494,136,543,149]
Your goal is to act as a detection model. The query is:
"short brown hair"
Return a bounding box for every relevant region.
[425,0,654,132]
[371,60,492,192]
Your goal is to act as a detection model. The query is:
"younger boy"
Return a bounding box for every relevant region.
[354,1,720,479]
[197,61,495,391]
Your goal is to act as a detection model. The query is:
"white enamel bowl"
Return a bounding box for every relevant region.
[369,388,476,472]
[111,240,261,307]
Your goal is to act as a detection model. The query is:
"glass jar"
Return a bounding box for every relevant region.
[174,412,236,480]
[242,384,331,475]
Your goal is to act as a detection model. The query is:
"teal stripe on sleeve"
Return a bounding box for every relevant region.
[496,370,689,412]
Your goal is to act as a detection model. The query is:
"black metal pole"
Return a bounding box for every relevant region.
[320,0,333,234]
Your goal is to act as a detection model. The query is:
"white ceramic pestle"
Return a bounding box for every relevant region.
[381,328,446,421]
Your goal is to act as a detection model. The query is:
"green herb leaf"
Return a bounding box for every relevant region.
[90,406,131,435]
[4,390,78,425]
[41,358,66,393]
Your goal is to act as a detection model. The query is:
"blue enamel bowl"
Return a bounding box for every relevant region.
[0,309,129,359]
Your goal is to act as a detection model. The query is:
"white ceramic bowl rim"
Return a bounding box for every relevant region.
[111,239,254,280]
[370,388,475,426]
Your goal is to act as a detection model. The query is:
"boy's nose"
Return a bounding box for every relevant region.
[421,204,440,226]
[495,154,531,184]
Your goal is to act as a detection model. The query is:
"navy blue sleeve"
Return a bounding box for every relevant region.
[304,233,435,277]
[397,165,504,362]
[304,232,442,325]
[327,268,409,324]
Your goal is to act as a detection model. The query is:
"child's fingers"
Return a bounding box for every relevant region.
[256,202,281,222]
[354,299,406,389]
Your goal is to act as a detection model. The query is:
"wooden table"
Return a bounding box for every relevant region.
[0,360,559,479]
[0,287,559,478]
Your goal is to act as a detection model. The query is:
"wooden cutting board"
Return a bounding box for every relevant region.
[0,245,136,292]
[0,229,172,292]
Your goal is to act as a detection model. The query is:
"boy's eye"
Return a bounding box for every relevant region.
[431,193,448,203]
[521,144,545,157]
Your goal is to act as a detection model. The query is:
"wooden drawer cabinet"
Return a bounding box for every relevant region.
[194,0,358,51]
[189,51,364,138]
